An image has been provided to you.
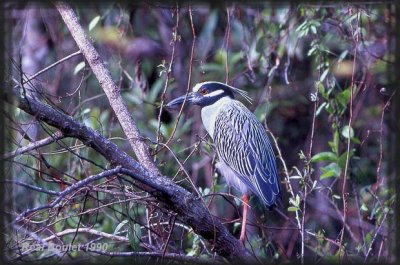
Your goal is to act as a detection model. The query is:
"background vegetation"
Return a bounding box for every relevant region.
[2,1,397,264]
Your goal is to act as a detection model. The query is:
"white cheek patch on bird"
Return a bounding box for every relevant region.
[205,89,225,98]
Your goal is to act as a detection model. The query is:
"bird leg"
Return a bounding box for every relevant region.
[239,194,250,243]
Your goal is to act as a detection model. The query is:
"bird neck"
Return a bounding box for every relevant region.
[200,96,234,139]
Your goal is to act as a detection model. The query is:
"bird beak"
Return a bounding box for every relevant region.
[165,92,198,111]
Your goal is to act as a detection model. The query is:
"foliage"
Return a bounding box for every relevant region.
[3,2,396,264]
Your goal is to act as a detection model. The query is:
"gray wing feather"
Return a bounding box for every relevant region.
[214,101,280,206]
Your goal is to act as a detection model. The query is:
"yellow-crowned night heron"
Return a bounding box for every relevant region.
[166,81,280,242]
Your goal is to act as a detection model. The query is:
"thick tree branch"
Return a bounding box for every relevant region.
[55,2,160,175]
[3,90,253,262]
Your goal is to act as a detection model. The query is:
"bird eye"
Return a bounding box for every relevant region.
[200,88,208,95]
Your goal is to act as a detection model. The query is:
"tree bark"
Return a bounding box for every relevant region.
[55,1,160,176]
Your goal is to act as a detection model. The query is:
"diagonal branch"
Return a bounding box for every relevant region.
[2,130,64,160]
[55,1,160,176]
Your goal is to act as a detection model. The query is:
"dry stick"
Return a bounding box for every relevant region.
[363,90,396,262]
[364,205,390,263]
[301,47,322,265]
[15,167,122,222]
[55,2,160,176]
[187,6,218,249]
[339,9,360,261]
[268,131,302,231]
[42,227,129,243]
[161,6,197,152]
[155,4,179,157]
[84,249,220,265]
[2,131,64,159]
[150,4,181,246]
[376,89,396,184]
[161,214,177,263]
[12,50,82,90]
[157,142,201,197]
[225,7,231,84]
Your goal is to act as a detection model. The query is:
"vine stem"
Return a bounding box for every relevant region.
[225,7,231,84]
[154,4,179,157]
[339,8,360,261]
[157,5,197,153]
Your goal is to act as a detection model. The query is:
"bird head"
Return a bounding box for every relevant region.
[165,81,252,110]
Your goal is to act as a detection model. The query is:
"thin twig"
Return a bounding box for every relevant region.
[3,180,61,195]
[364,202,391,262]
[15,167,122,222]
[2,131,64,160]
[155,4,179,156]
[225,7,231,84]
[155,5,196,154]
[161,214,177,262]
[84,248,222,264]
[12,50,82,90]
[339,8,360,260]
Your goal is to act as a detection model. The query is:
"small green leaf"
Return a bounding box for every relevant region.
[128,223,142,251]
[114,220,128,235]
[89,15,101,31]
[360,203,369,212]
[338,149,355,168]
[316,102,327,116]
[320,169,336,179]
[73,61,85,75]
[330,129,340,155]
[341,125,354,139]
[288,206,299,212]
[312,180,317,190]
[289,197,298,208]
[311,152,338,163]
[320,163,341,179]
[310,25,317,34]
[337,89,351,108]
[320,68,329,82]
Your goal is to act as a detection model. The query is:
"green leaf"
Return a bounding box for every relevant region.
[320,68,329,82]
[288,206,299,212]
[360,203,369,212]
[338,149,354,168]
[310,25,317,34]
[320,169,336,179]
[73,61,85,75]
[316,102,327,116]
[128,223,142,251]
[256,36,268,54]
[196,11,218,59]
[114,220,128,235]
[333,129,339,154]
[89,15,101,31]
[320,163,341,179]
[337,89,351,108]
[341,125,354,139]
[311,152,338,163]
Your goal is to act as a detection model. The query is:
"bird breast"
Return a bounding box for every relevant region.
[200,96,233,138]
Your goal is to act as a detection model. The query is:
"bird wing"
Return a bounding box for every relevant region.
[213,100,280,206]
